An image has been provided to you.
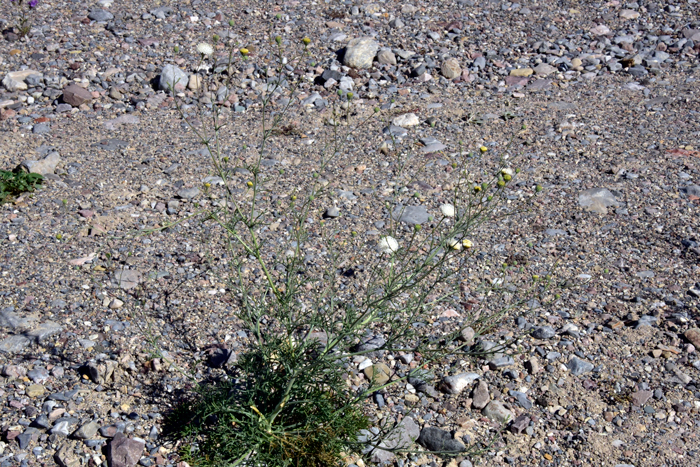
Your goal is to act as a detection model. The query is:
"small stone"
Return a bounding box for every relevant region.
[88,9,114,21]
[417,426,466,452]
[441,58,462,79]
[482,400,513,424]
[590,24,611,36]
[471,381,490,409]
[2,70,41,92]
[323,207,340,218]
[392,113,420,127]
[631,390,653,406]
[177,187,200,200]
[684,328,700,349]
[531,326,556,339]
[21,151,60,175]
[74,421,99,440]
[343,37,379,69]
[441,372,480,395]
[159,65,189,92]
[459,326,475,344]
[619,9,640,19]
[510,68,533,77]
[391,205,429,225]
[107,433,145,467]
[26,384,45,398]
[510,414,530,434]
[364,363,391,385]
[578,188,620,214]
[533,63,557,76]
[567,356,594,376]
[62,84,93,107]
[113,268,141,290]
[376,48,396,65]
[188,74,202,91]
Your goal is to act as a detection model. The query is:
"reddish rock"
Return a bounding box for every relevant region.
[107,433,145,467]
[0,109,16,120]
[62,84,93,107]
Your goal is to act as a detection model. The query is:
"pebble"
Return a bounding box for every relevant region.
[482,400,513,424]
[567,356,594,376]
[343,37,379,69]
[417,427,466,452]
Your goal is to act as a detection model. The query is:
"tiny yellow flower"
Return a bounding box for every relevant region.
[247,181,254,187]
[480,146,488,153]
[302,37,311,45]
[503,174,512,182]
[291,195,297,201]
[462,239,473,248]
[240,48,249,56]
[497,180,506,188]
[204,182,211,188]
[474,185,482,192]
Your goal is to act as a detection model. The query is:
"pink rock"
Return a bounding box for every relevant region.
[62,83,93,107]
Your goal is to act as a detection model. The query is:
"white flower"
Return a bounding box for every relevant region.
[501,167,514,177]
[377,236,400,254]
[447,238,462,251]
[197,42,214,56]
[440,203,455,217]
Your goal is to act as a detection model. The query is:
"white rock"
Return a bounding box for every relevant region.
[441,372,480,394]
[392,113,420,127]
[2,70,41,92]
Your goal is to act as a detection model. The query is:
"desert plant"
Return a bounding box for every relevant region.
[8,0,39,38]
[0,169,43,204]
[156,32,555,467]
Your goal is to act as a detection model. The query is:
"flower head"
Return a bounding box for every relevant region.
[377,236,400,254]
[197,42,214,56]
[240,48,249,56]
[29,0,39,7]
[302,37,311,45]
[440,203,455,217]
[462,239,473,249]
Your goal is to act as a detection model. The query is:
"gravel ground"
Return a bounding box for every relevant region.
[0,0,699,466]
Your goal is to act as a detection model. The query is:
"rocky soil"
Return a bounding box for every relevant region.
[0,0,699,466]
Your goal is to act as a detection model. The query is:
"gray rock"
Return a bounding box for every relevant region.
[73,421,99,439]
[113,268,141,290]
[510,414,530,434]
[391,205,430,225]
[482,400,513,423]
[107,433,145,467]
[27,367,49,383]
[441,58,462,79]
[367,417,419,463]
[578,188,620,214]
[0,335,32,353]
[26,321,62,343]
[323,207,340,218]
[344,37,379,69]
[177,187,200,200]
[681,185,700,198]
[20,151,61,175]
[417,426,466,452]
[50,417,79,437]
[355,335,386,357]
[471,381,490,409]
[489,356,515,369]
[159,65,189,92]
[88,9,114,21]
[441,372,480,394]
[567,356,594,376]
[0,306,34,330]
[377,48,397,65]
[33,122,51,134]
[532,326,556,339]
[460,326,475,345]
